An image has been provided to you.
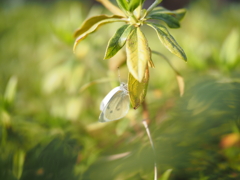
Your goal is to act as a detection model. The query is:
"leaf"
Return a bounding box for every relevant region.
[104,24,134,59]
[147,22,187,61]
[74,15,124,38]
[159,169,173,180]
[151,7,186,21]
[147,13,180,28]
[4,76,18,104]
[128,0,143,12]
[128,66,149,109]
[176,74,184,97]
[219,29,239,69]
[13,150,25,180]
[126,27,151,82]
[73,15,126,52]
[116,0,129,12]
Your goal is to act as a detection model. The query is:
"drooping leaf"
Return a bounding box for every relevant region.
[151,7,186,21]
[128,66,149,109]
[73,15,126,52]
[74,15,124,38]
[126,27,151,82]
[13,150,25,180]
[147,22,187,61]
[147,13,180,28]
[116,0,129,12]
[104,24,134,59]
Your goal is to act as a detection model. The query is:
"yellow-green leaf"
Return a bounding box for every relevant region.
[13,150,25,180]
[73,15,126,52]
[147,22,187,61]
[126,27,151,82]
[104,24,134,59]
[74,15,124,38]
[128,66,149,109]
[159,169,173,180]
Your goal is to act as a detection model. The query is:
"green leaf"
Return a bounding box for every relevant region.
[128,66,149,109]
[219,29,239,69]
[151,7,186,21]
[126,27,151,82]
[4,76,18,104]
[147,22,187,61]
[159,169,173,180]
[13,150,25,180]
[147,13,180,28]
[73,15,126,52]
[128,0,142,12]
[116,0,129,12]
[104,24,134,59]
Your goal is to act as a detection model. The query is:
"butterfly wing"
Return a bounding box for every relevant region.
[99,91,129,122]
[100,86,122,111]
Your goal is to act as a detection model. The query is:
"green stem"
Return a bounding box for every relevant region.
[146,0,163,15]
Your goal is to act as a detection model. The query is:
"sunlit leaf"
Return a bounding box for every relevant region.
[159,169,173,180]
[74,15,123,38]
[147,22,187,61]
[104,24,134,59]
[73,15,126,51]
[147,13,180,28]
[128,66,149,109]
[116,0,129,12]
[126,27,151,82]
[151,7,186,21]
[13,150,25,180]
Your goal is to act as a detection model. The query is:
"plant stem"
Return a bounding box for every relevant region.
[96,0,126,17]
[146,0,163,15]
[142,100,150,124]
[142,100,158,180]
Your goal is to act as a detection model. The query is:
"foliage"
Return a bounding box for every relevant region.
[0,0,240,180]
[73,0,187,108]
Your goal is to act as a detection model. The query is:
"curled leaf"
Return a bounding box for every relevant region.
[74,15,124,38]
[73,15,126,52]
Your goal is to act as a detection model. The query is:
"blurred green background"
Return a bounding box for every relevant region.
[0,0,240,180]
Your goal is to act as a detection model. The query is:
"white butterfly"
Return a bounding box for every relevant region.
[99,83,130,122]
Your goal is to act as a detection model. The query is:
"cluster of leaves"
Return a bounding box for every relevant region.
[73,0,187,109]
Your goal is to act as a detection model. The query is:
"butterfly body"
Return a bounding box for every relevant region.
[99,83,129,122]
